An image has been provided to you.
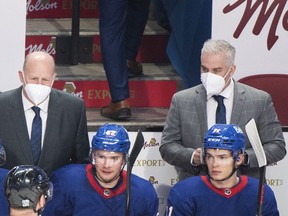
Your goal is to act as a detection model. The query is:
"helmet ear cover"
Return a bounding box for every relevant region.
[7,187,42,210]
[203,124,246,161]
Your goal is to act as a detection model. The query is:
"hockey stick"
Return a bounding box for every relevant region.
[245,118,267,216]
[165,206,173,216]
[125,129,145,216]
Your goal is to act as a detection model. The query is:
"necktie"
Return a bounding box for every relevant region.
[213,95,226,124]
[31,106,42,165]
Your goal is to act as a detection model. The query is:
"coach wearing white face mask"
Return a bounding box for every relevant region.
[0,51,90,176]
[160,39,286,181]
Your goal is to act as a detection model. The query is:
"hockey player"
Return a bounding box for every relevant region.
[42,123,159,216]
[4,165,53,216]
[166,124,279,216]
[0,143,9,216]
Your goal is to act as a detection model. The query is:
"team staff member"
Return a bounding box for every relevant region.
[160,39,286,180]
[43,123,159,215]
[0,51,90,176]
[167,124,279,215]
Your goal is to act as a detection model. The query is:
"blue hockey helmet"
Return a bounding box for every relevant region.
[203,124,246,159]
[91,123,130,154]
[5,165,53,213]
[0,143,6,166]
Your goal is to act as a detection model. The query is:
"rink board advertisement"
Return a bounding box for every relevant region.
[212,1,288,80]
[89,132,288,216]
[2,1,288,215]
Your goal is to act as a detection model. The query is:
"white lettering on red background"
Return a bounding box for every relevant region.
[63,89,84,99]
[26,0,58,14]
[25,43,56,55]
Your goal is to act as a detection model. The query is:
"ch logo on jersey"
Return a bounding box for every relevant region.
[104,189,111,197]
[224,189,231,195]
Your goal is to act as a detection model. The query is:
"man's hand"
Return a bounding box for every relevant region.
[192,148,203,166]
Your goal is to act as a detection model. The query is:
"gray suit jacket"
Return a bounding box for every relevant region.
[160,81,286,180]
[0,87,90,176]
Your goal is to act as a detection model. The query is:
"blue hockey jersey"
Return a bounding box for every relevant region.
[43,164,158,216]
[0,168,9,216]
[167,175,279,216]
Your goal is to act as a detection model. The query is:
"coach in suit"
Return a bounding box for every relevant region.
[160,39,286,180]
[0,51,90,176]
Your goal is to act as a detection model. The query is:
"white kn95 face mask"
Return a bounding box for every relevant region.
[25,83,51,105]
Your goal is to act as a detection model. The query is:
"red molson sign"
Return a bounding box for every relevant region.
[26,0,99,18]
[25,36,56,58]
[53,80,176,108]
[25,35,168,63]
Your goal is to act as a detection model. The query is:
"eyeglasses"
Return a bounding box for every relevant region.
[94,153,123,166]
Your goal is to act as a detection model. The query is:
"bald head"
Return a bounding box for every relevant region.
[19,51,56,87]
[23,51,55,72]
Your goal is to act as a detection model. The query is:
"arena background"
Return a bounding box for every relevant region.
[2,1,287,215]
[0,1,25,92]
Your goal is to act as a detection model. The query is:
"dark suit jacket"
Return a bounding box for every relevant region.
[0,87,90,176]
[160,81,286,180]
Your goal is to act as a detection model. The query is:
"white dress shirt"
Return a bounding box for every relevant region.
[206,79,235,129]
[22,91,49,148]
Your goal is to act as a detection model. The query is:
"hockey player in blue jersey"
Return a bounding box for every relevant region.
[166,124,279,216]
[0,144,53,216]
[43,123,159,216]
[4,165,53,216]
[0,143,9,216]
